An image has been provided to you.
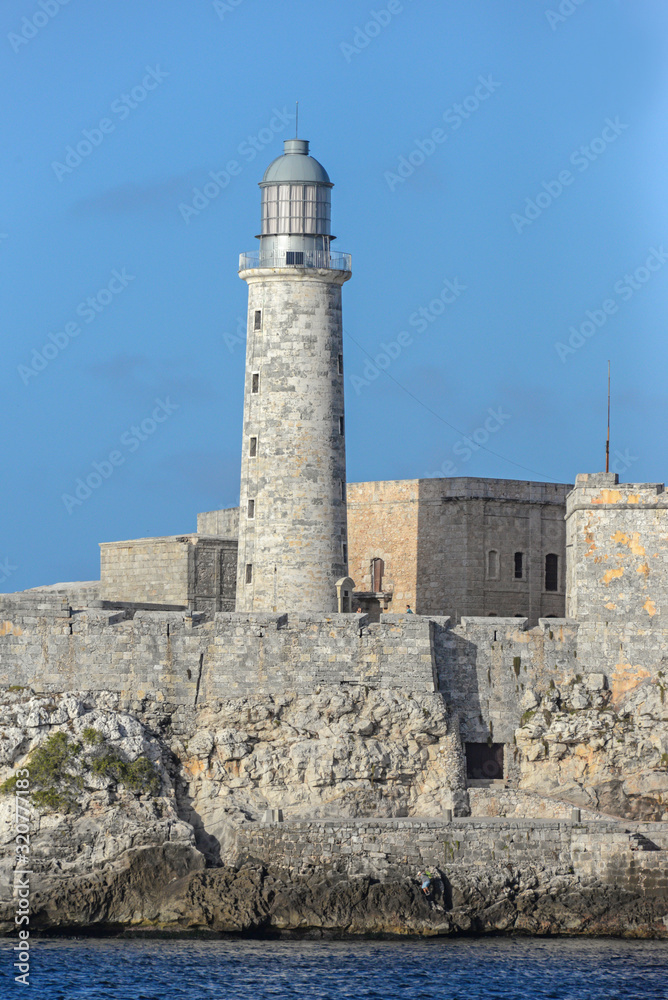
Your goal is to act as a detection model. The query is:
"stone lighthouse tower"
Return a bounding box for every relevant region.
[236,138,352,612]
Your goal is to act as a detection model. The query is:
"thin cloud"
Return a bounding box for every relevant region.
[70,173,199,217]
[85,353,216,401]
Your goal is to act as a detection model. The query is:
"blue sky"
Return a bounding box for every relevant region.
[2,0,668,591]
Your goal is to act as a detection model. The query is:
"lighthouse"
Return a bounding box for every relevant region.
[236,138,352,612]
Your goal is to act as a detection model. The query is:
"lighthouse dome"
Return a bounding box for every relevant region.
[261,139,331,186]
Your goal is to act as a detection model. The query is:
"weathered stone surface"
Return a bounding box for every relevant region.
[0,689,666,937]
[347,477,571,622]
[515,676,668,819]
[13,862,668,938]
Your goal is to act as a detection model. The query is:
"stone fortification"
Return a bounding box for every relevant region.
[566,472,668,622]
[233,816,668,896]
[346,477,571,622]
[0,609,437,704]
[2,600,666,774]
[236,267,350,614]
[196,506,239,537]
[97,474,572,620]
[99,534,237,613]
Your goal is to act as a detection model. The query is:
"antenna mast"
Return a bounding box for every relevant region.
[295,101,299,138]
[605,360,610,473]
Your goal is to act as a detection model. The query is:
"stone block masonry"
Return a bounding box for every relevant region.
[347,477,571,623]
[1,602,665,747]
[566,472,668,624]
[236,268,350,613]
[231,817,668,895]
[0,609,437,704]
[100,534,237,613]
[196,507,239,538]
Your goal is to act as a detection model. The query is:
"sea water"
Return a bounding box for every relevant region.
[2,937,667,999]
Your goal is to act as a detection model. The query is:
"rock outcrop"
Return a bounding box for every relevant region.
[1,686,666,937]
[515,675,668,820]
[21,862,668,939]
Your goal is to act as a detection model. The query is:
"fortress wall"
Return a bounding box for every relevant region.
[232,817,668,894]
[99,535,237,613]
[100,536,192,606]
[566,473,668,623]
[347,478,571,623]
[2,601,663,737]
[0,610,437,703]
[433,617,580,745]
[346,479,420,609]
[196,506,239,537]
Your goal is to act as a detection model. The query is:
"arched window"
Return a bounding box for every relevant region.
[371,557,384,592]
[545,553,559,592]
[487,550,499,579]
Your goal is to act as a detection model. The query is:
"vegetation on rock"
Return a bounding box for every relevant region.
[0,727,160,812]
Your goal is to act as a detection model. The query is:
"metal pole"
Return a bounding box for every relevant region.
[295,101,298,138]
[605,360,610,473]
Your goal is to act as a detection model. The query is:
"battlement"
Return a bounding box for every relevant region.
[566,474,668,623]
[2,599,665,757]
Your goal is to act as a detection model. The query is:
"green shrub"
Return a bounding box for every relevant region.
[0,727,160,813]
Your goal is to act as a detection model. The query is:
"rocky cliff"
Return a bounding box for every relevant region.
[1,684,666,937]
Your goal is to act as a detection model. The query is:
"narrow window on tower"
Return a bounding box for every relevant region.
[487,550,499,579]
[254,309,262,331]
[342,542,348,562]
[249,436,257,457]
[245,563,253,584]
[251,373,259,393]
[545,553,559,591]
[247,499,255,519]
[337,354,343,375]
[514,552,523,579]
[339,416,344,435]
[340,480,346,501]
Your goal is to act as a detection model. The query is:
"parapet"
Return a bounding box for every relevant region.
[566,473,668,623]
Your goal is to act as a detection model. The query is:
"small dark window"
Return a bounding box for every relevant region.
[342,542,347,562]
[254,310,262,331]
[514,552,523,579]
[337,354,343,375]
[465,742,504,780]
[371,557,384,592]
[286,251,304,265]
[338,416,344,435]
[545,553,559,591]
[247,499,255,519]
[340,480,346,501]
[251,373,259,393]
[249,436,257,457]
[245,563,253,584]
